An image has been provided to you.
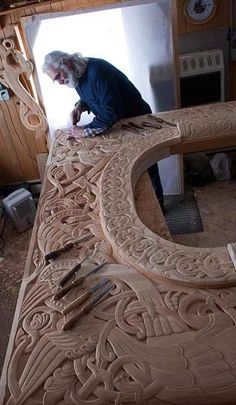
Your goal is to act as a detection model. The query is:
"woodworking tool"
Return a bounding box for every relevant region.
[44,232,91,262]
[121,123,141,134]
[54,262,107,300]
[58,256,88,288]
[147,114,176,127]
[62,280,114,331]
[62,278,111,315]
[127,121,144,130]
[121,123,146,136]
[141,121,162,129]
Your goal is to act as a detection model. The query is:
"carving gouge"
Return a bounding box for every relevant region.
[121,123,141,134]
[62,281,114,331]
[45,243,74,262]
[58,256,88,288]
[147,114,176,127]
[127,121,144,130]
[54,262,107,300]
[62,278,111,315]
[141,121,162,129]
[44,232,91,262]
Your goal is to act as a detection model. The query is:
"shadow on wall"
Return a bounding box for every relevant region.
[149,64,175,112]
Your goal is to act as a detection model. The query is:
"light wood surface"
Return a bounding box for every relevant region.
[1,102,236,405]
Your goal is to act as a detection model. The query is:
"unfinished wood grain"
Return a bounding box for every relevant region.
[0,108,23,182]
[36,152,48,182]
[2,101,236,405]
[61,0,78,10]
[9,9,26,25]
[0,39,48,139]
[0,97,38,179]
[135,171,172,241]
[50,2,63,12]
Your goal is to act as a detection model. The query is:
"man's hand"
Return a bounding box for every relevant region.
[69,126,85,139]
[71,102,89,126]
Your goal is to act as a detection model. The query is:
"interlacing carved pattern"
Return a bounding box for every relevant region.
[0,39,48,139]
[159,101,236,141]
[100,113,236,288]
[2,102,236,404]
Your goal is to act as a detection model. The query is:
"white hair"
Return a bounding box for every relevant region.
[43,51,88,79]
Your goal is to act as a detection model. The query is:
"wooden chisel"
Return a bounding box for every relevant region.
[121,123,140,134]
[62,278,111,315]
[58,256,88,288]
[44,232,91,262]
[147,114,176,127]
[62,281,113,331]
[54,262,107,300]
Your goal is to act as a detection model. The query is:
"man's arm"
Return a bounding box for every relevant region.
[82,64,125,135]
[71,100,90,126]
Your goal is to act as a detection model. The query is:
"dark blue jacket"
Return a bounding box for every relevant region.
[75,58,151,131]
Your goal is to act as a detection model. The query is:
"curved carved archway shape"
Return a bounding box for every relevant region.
[100,106,236,288]
[0,39,48,140]
[1,101,236,405]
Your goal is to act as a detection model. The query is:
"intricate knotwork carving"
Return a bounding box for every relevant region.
[1,102,236,404]
[0,39,48,140]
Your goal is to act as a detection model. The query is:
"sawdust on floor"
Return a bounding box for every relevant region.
[0,223,31,375]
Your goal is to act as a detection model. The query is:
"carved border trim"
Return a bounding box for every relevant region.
[100,108,236,288]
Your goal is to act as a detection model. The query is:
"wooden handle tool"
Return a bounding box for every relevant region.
[147,114,176,127]
[59,257,88,288]
[54,278,84,301]
[44,232,91,262]
[141,121,162,129]
[62,278,110,315]
[127,121,144,130]
[54,262,107,300]
[62,303,93,331]
[121,124,140,134]
[62,281,114,331]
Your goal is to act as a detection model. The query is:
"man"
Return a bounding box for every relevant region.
[43,51,164,211]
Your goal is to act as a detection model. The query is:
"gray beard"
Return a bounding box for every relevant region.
[61,56,87,88]
[61,64,79,88]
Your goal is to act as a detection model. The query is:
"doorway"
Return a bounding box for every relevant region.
[24,0,181,194]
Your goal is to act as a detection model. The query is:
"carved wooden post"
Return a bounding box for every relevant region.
[0,39,48,146]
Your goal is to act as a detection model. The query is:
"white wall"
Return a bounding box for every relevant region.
[120,1,180,194]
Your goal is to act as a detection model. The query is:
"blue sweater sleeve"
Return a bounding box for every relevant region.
[83,64,124,131]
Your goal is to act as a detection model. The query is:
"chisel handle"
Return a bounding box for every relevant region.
[121,124,140,134]
[141,121,162,129]
[62,290,91,315]
[62,302,93,331]
[59,262,83,287]
[54,278,84,301]
[147,114,176,127]
[45,243,74,262]
[127,121,143,130]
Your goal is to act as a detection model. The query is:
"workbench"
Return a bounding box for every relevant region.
[1,101,236,405]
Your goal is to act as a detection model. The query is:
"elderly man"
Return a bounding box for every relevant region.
[43,51,164,211]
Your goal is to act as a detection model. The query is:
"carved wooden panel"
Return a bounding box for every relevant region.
[1,101,236,404]
[0,39,48,141]
[0,37,48,183]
